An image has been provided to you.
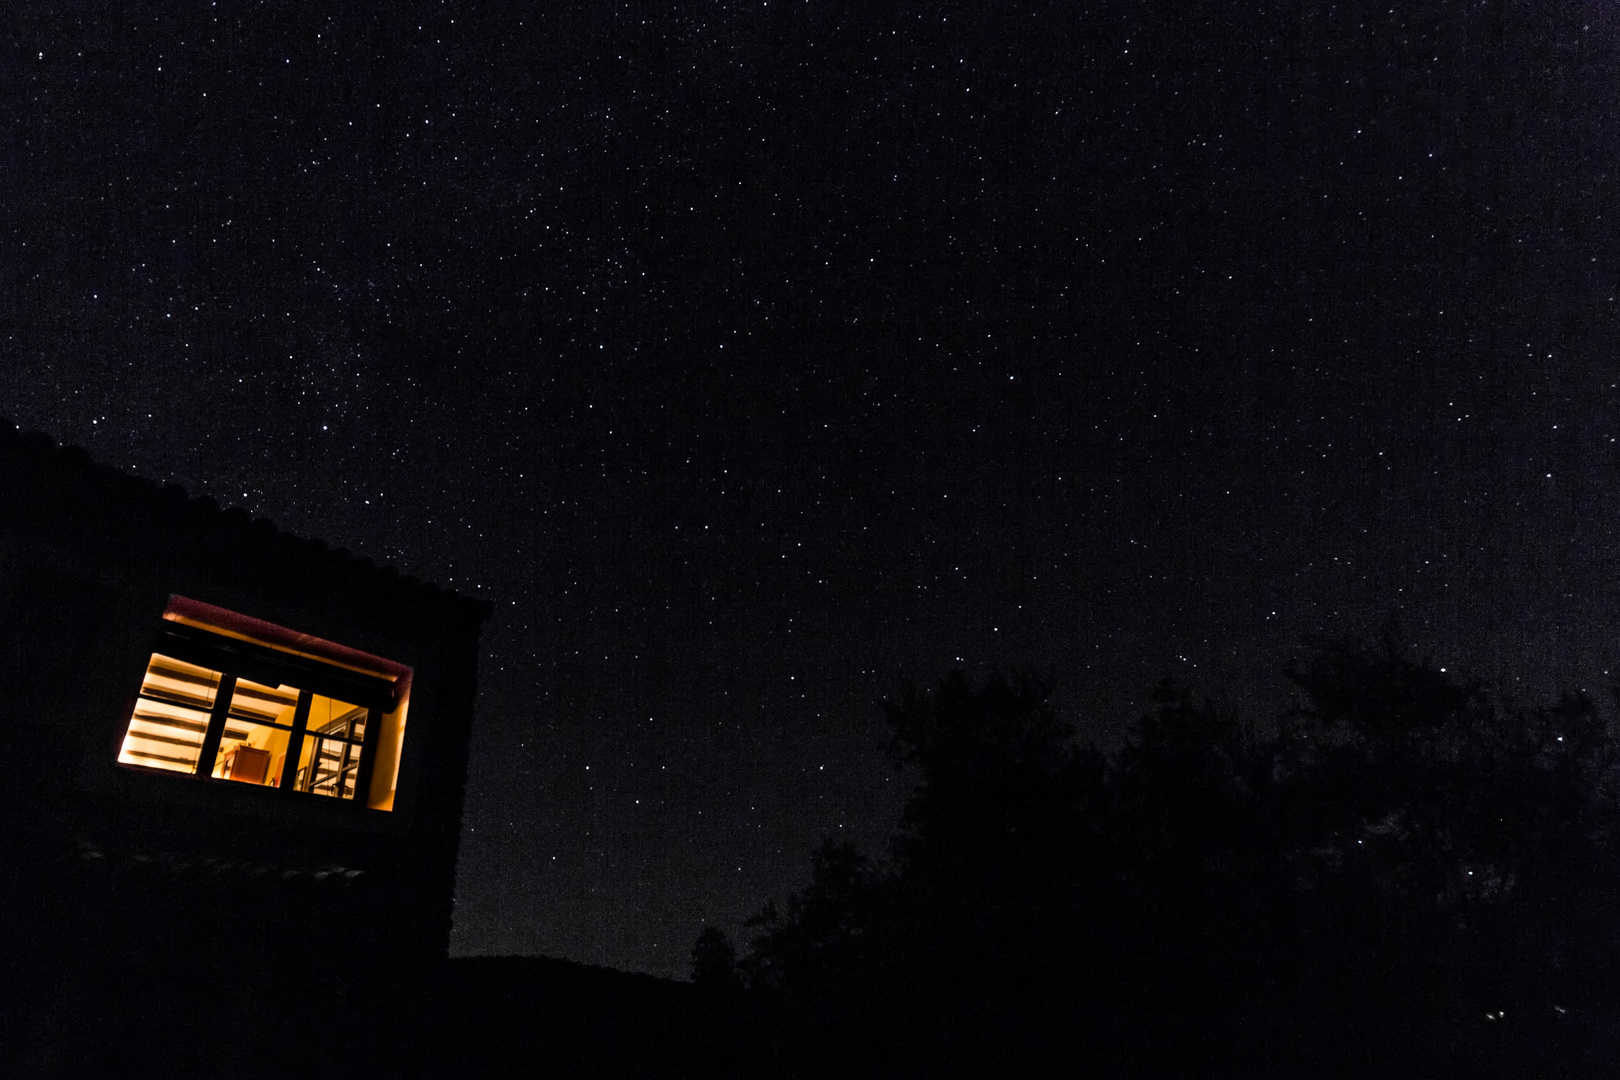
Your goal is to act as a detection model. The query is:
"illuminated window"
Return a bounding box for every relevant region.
[116,600,410,809]
[120,653,221,774]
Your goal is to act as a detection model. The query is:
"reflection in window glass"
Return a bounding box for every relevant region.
[117,654,221,773]
[213,678,299,787]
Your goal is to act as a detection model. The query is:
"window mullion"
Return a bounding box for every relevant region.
[280,689,314,791]
[195,673,238,780]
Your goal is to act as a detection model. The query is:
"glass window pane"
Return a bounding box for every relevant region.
[297,694,365,799]
[306,695,366,740]
[212,678,298,787]
[302,736,360,799]
[116,636,384,804]
[118,654,221,773]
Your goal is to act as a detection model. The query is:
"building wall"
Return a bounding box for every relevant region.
[0,426,490,1076]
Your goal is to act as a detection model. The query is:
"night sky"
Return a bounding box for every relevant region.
[6,1,1620,978]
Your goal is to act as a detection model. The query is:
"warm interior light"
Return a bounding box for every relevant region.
[118,654,221,773]
[115,598,414,810]
[368,689,410,812]
[298,693,368,799]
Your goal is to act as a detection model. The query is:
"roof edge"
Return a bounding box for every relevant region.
[0,419,494,625]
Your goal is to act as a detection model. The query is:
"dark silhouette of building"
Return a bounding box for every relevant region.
[0,423,490,1077]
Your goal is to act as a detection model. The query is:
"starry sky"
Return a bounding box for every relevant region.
[6,1,1620,978]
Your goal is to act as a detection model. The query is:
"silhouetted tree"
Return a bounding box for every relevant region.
[878,670,1106,1075]
[712,639,1620,1078]
[742,839,881,993]
[687,925,748,1077]
[691,925,743,996]
[737,838,888,1072]
[1099,683,1272,1071]
[1262,632,1620,1073]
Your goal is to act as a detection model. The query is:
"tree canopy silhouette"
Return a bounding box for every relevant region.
[713,636,1620,1077]
[690,925,743,997]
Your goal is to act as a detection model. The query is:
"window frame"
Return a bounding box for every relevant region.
[118,620,399,806]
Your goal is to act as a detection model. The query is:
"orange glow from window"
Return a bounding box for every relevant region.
[115,598,413,810]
